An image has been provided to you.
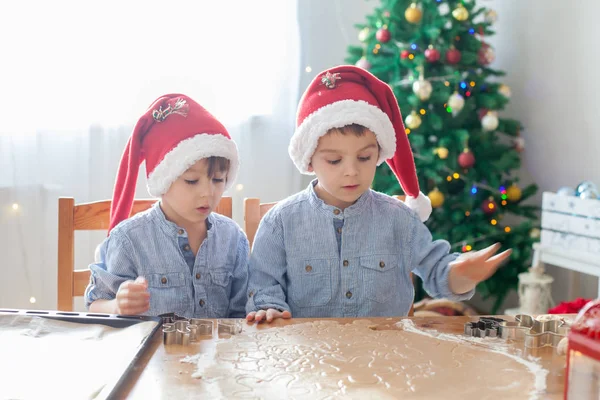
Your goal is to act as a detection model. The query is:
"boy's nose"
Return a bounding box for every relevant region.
[344,162,359,176]
[197,182,215,197]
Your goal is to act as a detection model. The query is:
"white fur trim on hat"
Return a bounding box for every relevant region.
[147,133,239,196]
[289,100,396,174]
[405,191,432,222]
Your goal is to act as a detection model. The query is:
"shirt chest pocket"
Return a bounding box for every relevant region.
[288,259,332,307]
[360,255,399,304]
[146,272,187,315]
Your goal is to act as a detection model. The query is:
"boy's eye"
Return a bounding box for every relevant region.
[184,179,198,185]
[327,159,341,165]
[358,156,372,162]
[212,178,225,183]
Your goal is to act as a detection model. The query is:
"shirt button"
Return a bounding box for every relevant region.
[161,277,167,284]
[333,209,340,215]
[199,299,205,307]
[379,261,385,268]
[305,265,313,272]
[337,227,342,234]
[346,291,352,299]
[195,273,201,279]
[183,244,191,251]
[248,291,254,298]
[178,229,184,235]
[343,260,349,267]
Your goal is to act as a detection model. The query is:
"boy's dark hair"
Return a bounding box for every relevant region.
[207,156,231,179]
[327,123,368,136]
[327,124,382,151]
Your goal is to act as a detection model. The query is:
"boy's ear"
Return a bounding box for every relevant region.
[307,162,314,173]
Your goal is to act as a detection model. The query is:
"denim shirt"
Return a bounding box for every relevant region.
[85,202,249,318]
[246,181,473,318]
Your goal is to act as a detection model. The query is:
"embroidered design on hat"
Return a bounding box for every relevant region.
[152,98,189,122]
[321,71,341,89]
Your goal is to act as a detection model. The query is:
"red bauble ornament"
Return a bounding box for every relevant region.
[478,42,495,66]
[445,48,462,64]
[458,149,476,169]
[376,28,391,43]
[424,46,440,63]
[478,108,489,120]
[481,198,498,215]
[400,50,410,59]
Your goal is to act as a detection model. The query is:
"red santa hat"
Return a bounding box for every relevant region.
[109,93,239,233]
[289,65,431,221]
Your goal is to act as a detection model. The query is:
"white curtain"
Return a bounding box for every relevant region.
[0,0,301,310]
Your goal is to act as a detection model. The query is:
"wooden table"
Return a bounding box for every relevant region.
[121,316,568,399]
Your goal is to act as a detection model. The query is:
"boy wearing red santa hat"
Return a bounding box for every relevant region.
[85,94,249,318]
[246,66,511,322]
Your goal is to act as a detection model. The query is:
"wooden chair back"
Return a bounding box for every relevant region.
[57,196,232,311]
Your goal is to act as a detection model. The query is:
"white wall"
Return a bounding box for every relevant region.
[484,0,600,309]
[296,0,377,187]
[298,0,600,311]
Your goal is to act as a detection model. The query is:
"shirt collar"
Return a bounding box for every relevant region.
[152,201,214,237]
[307,179,372,219]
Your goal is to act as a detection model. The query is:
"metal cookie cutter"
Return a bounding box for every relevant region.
[160,313,214,345]
[499,314,570,348]
[464,317,505,338]
[217,319,243,335]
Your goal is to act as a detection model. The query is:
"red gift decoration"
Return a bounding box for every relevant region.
[549,298,592,315]
[564,299,600,398]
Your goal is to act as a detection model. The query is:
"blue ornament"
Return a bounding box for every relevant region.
[579,188,599,200]
[557,186,576,197]
[576,181,598,196]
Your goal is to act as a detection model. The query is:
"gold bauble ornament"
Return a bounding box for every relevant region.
[405,111,422,130]
[358,27,370,42]
[452,4,469,21]
[434,147,449,159]
[530,228,541,239]
[428,188,445,208]
[405,3,423,24]
[498,84,512,99]
[507,184,522,202]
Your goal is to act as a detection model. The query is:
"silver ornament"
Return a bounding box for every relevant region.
[576,181,598,196]
[485,9,498,24]
[557,186,576,197]
[412,78,432,101]
[481,112,499,131]
[579,188,599,200]
[448,92,465,114]
[355,58,371,70]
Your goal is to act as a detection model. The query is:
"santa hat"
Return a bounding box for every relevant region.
[289,65,431,221]
[108,93,239,233]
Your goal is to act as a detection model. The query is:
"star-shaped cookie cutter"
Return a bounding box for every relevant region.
[498,314,570,348]
[464,317,506,338]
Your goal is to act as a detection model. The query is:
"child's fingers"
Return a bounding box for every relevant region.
[254,310,267,322]
[246,312,257,322]
[266,309,292,322]
[134,276,148,288]
[485,249,512,270]
[473,242,501,262]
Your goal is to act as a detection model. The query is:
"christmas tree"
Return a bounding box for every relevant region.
[346,0,539,313]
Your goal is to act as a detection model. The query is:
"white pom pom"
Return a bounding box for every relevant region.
[405,192,433,222]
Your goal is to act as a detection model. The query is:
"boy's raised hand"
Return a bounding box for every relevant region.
[246,308,292,323]
[448,243,512,295]
[115,276,150,315]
